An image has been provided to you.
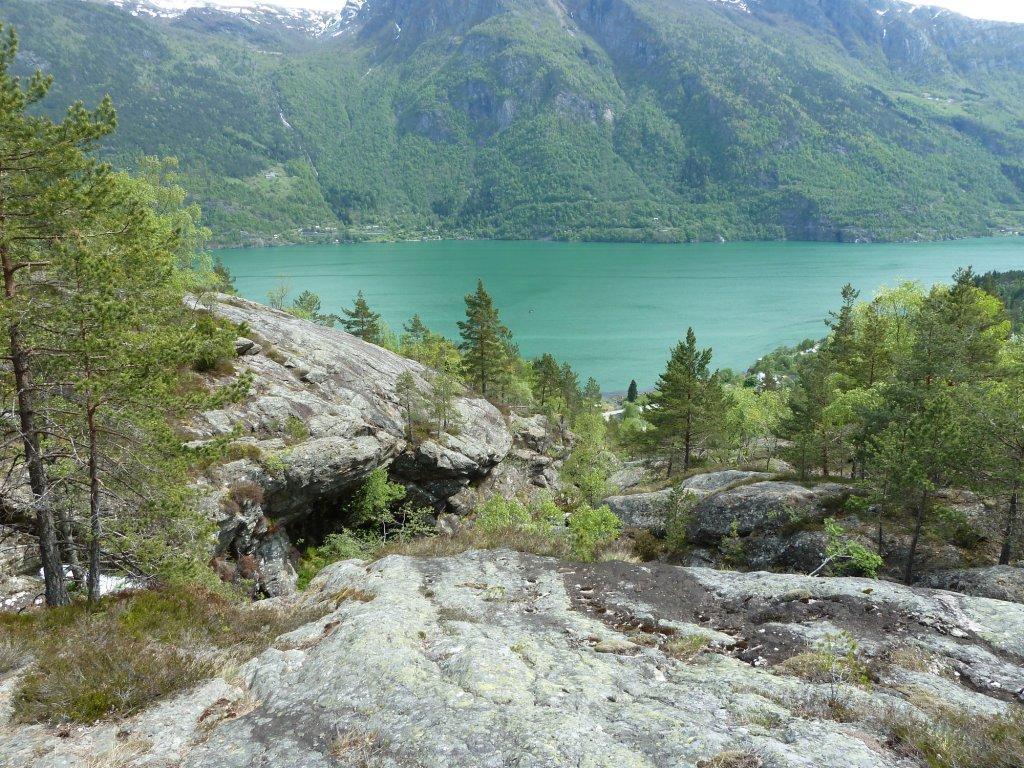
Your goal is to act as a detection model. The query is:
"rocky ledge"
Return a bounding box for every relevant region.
[182,295,569,595]
[7,549,1022,767]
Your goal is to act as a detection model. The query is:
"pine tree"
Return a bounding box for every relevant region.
[42,169,228,601]
[0,26,117,605]
[457,280,511,398]
[341,290,383,344]
[532,353,562,407]
[395,371,426,443]
[402,314,431,347]
[626,380,639,403]
[583,377,602,406]
[826,283,859,375]
[291,290,336,326]
[646,328,726,476]
[964,380,1024,564]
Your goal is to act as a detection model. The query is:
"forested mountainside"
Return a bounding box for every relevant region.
[3,0,1024,245]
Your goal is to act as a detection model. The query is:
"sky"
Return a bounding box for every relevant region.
[926,0,1024,22]
[138,0,1024,23]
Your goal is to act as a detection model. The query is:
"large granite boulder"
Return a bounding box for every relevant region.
[446,414,571,515]
[919,565,1024,604]
[183,294,516,593]
[603,488,674,531]
[603,470,773,533]
[8,549,1022,767]
[686,481,850,544]
[189,294,512,517]
[679,469,773,495]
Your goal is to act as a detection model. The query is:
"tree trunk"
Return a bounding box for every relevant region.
[903,491,928,585]
[666,451,674,479]
[86,405,101,603]
[999,488,1018,566]
[876,508,884,557]
[56,505,85,584]
[3,246,69,606]
[683,429,692,472]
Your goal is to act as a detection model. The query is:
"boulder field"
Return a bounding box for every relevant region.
[4,549,1022,767]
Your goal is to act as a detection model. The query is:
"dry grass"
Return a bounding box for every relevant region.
[664,634,711,662]
[377,525,572,560]
[81,736,153,768]
[2,587,324,724]
[328,729,391,767]
[697,751,764,768]
[884,704,1024,768]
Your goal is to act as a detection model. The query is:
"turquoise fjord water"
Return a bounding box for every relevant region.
[216,238,1024,391]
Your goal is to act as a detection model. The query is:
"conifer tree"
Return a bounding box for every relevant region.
[532,353,562,407]
[583,377,602,406]
[0,25,117,605]
[457,280,511,398]
[627,380,639,403]
[395,371,426,443]
[402,314,431,347]
[341,290,383,344]
[646,328,725,476]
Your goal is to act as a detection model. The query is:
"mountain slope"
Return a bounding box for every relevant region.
[3,0,1023,244]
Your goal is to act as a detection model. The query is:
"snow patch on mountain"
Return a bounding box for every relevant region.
[101,0,366,37]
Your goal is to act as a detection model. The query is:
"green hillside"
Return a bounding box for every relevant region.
[4,0,1024,245]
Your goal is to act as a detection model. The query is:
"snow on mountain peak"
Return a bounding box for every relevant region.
[102,0,366,37]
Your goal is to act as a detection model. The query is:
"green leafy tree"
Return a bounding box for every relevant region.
[340,290,383,343]
[266,279,291,310]
[646,328,726,476]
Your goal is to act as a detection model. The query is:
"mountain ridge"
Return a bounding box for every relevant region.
[3,0,1023,245]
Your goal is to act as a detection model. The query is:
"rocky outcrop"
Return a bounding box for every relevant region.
[603,488,673,532]
[446,414,571,516]
[686,481,850,544]
[919,565,1024,605]
[185,294,522,593]
[680,469,772,495]
[190,294,512,515]
[603,470,775,533]
[8,549,1022,767]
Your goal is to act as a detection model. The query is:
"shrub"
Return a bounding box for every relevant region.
[297,531,379,590]
[15,633,212,724]
[349,468,406,532]
[775,632,871,711]
[284,415,310,444]
[475,494,563,537]
[720,521,746,567]
[663,488,697,553]
[568,503,623,561]
[813,518,883,577]
[929,505,983,550]
[631,529,665,561]
[228,481,265,507]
